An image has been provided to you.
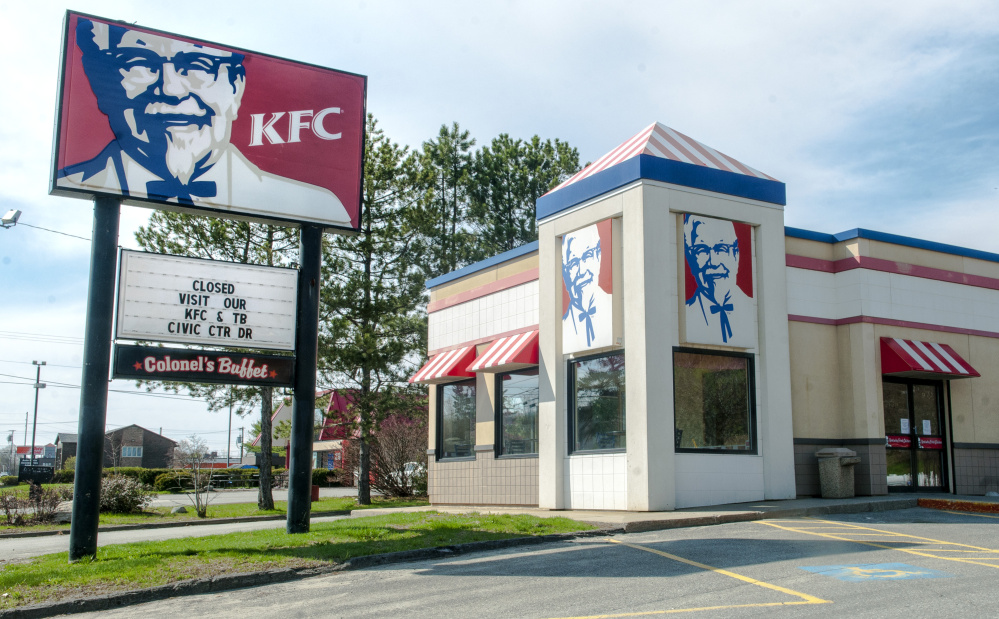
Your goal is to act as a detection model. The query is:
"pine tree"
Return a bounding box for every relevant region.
[319,116,427,504]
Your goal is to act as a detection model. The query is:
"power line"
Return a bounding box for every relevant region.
[0,331,84,346]
[16,222,90,241]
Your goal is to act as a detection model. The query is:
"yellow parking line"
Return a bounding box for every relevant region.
[546,539,830,619]
[605,539,830,604]
[758,519,999,569]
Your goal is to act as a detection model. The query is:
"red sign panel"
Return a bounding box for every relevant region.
[886,435,912,449]
[52,12,365,231]
[918,436,944,450]
[113,345,294,387]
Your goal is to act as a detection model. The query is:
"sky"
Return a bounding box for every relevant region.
[1,0,997,457]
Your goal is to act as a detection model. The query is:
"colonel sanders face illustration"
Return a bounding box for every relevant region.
[562,225,602,314]
[77,18,246,185]
[684,214,740,305]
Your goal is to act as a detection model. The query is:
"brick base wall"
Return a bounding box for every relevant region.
[428,449,538,506]
[953,447,999,495]
[794,441,887,497]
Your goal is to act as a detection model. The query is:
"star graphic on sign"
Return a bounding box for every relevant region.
[133,361,142,370]
[269,370,277,378]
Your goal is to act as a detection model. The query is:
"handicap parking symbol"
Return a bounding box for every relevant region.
[800,563,953,582]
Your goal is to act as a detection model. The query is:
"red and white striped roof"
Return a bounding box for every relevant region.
[468,330,539,372]
[880,338,979,379]
[410,346,476,384]
[548,122,777,195]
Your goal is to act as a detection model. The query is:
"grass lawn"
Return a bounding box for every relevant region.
[0,496,429,533]
[0,511,592,610]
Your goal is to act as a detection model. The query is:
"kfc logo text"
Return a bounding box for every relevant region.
[249,107,343,146]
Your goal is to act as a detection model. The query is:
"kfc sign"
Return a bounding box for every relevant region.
[51,12,365,231]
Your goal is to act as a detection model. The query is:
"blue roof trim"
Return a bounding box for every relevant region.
[425,241,540,289]
[536,154,786,221]
[785,226,999,263]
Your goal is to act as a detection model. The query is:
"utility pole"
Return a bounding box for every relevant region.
[31,361,46,464]
[227,387,233,467]
[237,427,244,461]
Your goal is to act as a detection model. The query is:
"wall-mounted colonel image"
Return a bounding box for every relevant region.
[682,214,757,348]
[52,14,365,229]
[562,220,614,354]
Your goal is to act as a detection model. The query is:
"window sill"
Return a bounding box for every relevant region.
[568,449,626,456]
[436,456,477,463]
[495,453,539,460]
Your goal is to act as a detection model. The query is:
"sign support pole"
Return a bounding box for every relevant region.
[287,224,322,533]
[69,196,120,562]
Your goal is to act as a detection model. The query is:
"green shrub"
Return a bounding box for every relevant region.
[153,472,192,493]
[51,469,75,484]
[312,468,332,487]
[99,475,154,513]
[62,456,76,471]
[0,476,19,487]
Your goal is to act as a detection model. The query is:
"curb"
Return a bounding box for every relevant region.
[0,529,613,619]
[0,511,350,539]
[918,498,999,514]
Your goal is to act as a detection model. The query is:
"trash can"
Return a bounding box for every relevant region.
[815,448,861,499]
[311,484,320,502]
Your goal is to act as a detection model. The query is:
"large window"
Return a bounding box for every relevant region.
[496,369,539,456]
[437,379,476,459]
[570,351,626,452]
[673,349,755,453]
[121,446,143,458]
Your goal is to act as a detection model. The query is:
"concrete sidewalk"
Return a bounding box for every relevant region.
[355,493,999,533]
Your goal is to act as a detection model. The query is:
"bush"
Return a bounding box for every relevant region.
[62,456,76,471]
[0,476,19,487]
[99,475,155,513]
[312,468,333,487]
[0,483,63,526]
[52,469,75,484]
[153,472,192,493]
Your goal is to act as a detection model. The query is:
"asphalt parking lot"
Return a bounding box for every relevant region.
[76,506,999,619]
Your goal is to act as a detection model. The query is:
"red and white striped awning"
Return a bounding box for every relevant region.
[468,331,539,373]
[546,122,777,196]
[880,338,979,379]
[409,346,476,384]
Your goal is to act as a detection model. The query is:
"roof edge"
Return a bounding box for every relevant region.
[785,227,999,263]
[426,241,539,289]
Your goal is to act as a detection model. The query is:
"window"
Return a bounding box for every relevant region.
[570,351,625,452]
[496,369,539,456]
[437,379,476,459]
[121,446,143,458]
[673,349,755,453]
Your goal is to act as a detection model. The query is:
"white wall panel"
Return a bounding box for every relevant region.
[674,454,764,508]
[564,453,627,510]
[787,267,999,333]
[428,281,540,351]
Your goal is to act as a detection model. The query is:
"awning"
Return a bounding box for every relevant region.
[409,346,476,384]
[468,330,539,373]
[880,338,980,379]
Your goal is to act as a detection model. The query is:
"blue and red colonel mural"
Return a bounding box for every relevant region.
[51,12,365,231]
[683,214,757,348]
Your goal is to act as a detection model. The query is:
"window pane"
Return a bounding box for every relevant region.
[674,351,753,451]
[917,449,944,488]
[572,353,626,451]
[887,449,912,487]
[499,370,539,455]
[912,384,940,436]
[882,382,910,435]
[440,380,476,458]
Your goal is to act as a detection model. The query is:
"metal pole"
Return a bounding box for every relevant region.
[30,361,46,464]
[69,196,120,562]
[287,224,321,534]
[227,389,232,467]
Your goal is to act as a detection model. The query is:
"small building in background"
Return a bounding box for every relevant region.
[103,424,177,469]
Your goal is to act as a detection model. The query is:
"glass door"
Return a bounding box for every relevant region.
[883,379,947,491]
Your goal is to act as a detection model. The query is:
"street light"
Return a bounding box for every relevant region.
[1,209,20,228]
[30,361,46,465]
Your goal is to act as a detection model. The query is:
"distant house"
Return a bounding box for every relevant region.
[247,390,354,472]
[104,425,177,469]
[55,433,78,469]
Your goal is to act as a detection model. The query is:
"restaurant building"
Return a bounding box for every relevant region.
[411,122,999,510]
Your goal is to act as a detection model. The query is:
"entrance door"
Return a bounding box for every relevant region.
[882,379,947,491]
